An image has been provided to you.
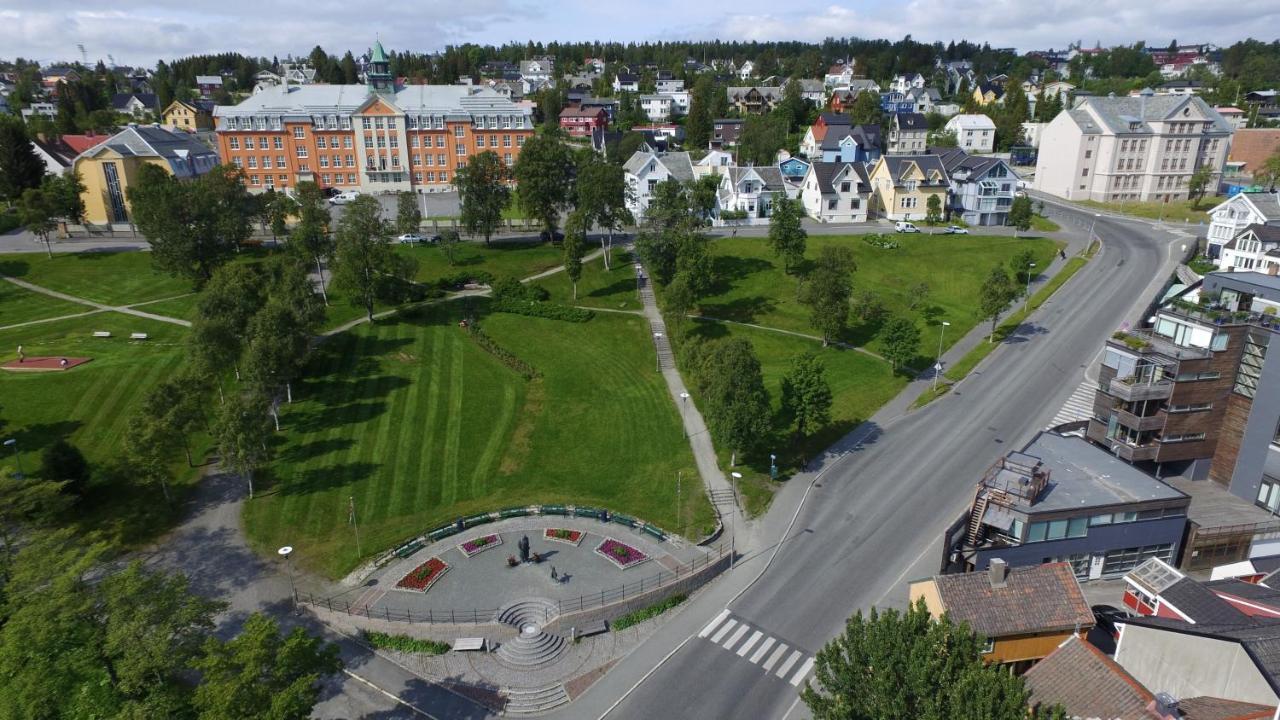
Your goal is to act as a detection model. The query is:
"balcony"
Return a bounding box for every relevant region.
[1112,440,1160,462]
[1114,408,1166,432]
[1107,376,1173,401]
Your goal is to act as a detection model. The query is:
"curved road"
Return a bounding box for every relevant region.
[574,201,1184,720]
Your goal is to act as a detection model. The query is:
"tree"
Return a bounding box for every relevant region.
[242,299,312,416]
[979,265,1017,341]
[575,156,632,268]
[0,115,44,205]
[513,128,574,236]
[454,151,511,245]
[38,439,89,496]
[262,190,294,244]
[684,74,717,148]
[662,272,696,331]
[438,229,462,265]
[908,282,931,311]
[562,210,586,300]
[212,390,273,498]
[331,195,415,322]
[0,471,72,559]
[1256,151,1280,191]
[695,338,771,466]
[193,613,341,720]
[737,112,789,166]
[802,599,1062,720]
[780,352,832,443]
[288,181,333,306]
[927,129,958,147]
[1187,164,1214,207]
[128,164,252,285]
[880,316,922,372]
[189,263,268,393]
[1008,195,1033,233]
[925,193,943,225]
[1010,248,1038,284]
[17,185,57,258]
[395,190,422,235]
[768,196,807,277]
[800,246,856,346]
[777,79,807,133]
[848,90,884,126]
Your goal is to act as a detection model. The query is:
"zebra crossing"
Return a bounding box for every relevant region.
[696,610,816,687]
[1046,379,1096,430]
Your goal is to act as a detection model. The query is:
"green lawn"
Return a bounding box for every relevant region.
[0,313,203,546]
[697,234,1060,362]
[679,319,908,516]
[1031,213,1061,232]
[242,303,710,578]
[128,294,201,321]
[396,241,564,286]
[534,249,642,311]
[1080,198,1212,224]
[0,251,195,306]
[0,278,95,328]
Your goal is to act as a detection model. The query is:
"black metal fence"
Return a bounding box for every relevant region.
[298,544,729,625]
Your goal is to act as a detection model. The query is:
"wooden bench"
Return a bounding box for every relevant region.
[452,637,487,652]
[92,331,111,338]
[129,333,149,340]
[575,621,608,639]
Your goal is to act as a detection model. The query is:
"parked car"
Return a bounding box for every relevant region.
[943,225,969,234]
[1092,604,1133,640]
[540,230,565,244]
[894,221,920,233]
[328,190,360,206]
[396,233,427,244]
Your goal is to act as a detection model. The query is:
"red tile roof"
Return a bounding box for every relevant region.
[61,134,109,155]
[1024,635,1155,719]
[932,562,1095,638]
[1179,696,1276,720]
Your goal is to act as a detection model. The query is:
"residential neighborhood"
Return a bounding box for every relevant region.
[1,14,1280,720]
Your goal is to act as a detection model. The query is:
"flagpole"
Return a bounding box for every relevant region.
[349,495,363,559]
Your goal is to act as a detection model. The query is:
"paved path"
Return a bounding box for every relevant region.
[0,275,192,327]
[688,314,892,364]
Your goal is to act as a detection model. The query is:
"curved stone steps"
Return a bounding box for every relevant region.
[495,597,559,627]
[495,629,566,669]
[502,683,570,715]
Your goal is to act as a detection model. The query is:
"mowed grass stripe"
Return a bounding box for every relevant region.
[366,322,409,524]
[396,325,442,516]
[439,337,466,507]
[470,382,518,498]
[416,327,446,509]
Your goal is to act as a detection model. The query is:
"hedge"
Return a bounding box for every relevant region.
[611,594,688,631]
[465,323,540,380]
[364,632,451,655]
[490,298,594,322]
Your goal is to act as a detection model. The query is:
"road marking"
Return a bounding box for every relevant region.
[789,657,815,687]
[749,637,776,663]
[721,625,749,650]
[342,670,439,719]
[736,630,763,657]
[698,609,730,638]
[762,643,789,671]
[709,619,737,644]
[775,650,802,679]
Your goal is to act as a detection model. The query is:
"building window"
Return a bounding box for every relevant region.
[504,153,512,166]
[476,135,485,148]
[503,135,512,147]
[296,147,308,158]
[321,174,330,185]
[1102,545,1173,576]
[262,156,271,169]
[272,137,282,150]
[250,174,260,185]
[247,157,257,168]
[346,155,354,167]
[456,145,465,156]
[245,137,256,150]
[293,127,304,139]
[454,126,465,138]
[412,155,422,166]
[316,137,326,149]
[410,136,419,148]
[229,137,240,150]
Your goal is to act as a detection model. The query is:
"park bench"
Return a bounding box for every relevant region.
[575,621,608,639]
[92,331,111,338]
[453,637,487,652]
[129,333,149,340]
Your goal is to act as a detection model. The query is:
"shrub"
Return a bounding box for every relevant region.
[435,270,494,291]
[465,324,540,380]
[489,297,593,322]
[612,593,688,631]
[488,275,548,302]
[862,234,900,249]
[40,439,90,496]
[364,632,451,655]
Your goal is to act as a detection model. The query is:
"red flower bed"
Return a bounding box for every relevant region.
[595,538,648,569]
[544,528,584,546]
[396,557,450,592]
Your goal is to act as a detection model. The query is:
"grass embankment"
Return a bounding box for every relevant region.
[612,593,688,631]
[243,303,712,578]
[0,251,195,307]
[1080,198,1210,224]
[535,250,642,312]
[397,240,563,286]
[1031,214,1061,232]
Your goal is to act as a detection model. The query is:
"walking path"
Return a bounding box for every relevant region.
[635,265,744,550]
[688,314,892,364]
[0,274,193,327]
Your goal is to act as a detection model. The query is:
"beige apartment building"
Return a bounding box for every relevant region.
[1033,91,1232,203]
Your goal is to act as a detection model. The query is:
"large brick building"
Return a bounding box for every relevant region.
[213,41,535,194]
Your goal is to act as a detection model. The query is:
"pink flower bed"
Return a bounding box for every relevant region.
[458,533,502,558]
[396,557,449,592]
[544,528,584,546]
[594,538,648,570]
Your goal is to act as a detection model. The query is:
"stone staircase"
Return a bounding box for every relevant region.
[494,598,566,669]
[709,488,736,508]
[639,278,676,371]
[501,683,571,715]
[494,597,559,627]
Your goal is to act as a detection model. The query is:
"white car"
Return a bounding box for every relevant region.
[943,225,969,234]
[894,221,921,233]
[328,190,360,205]
[396,233,427,244]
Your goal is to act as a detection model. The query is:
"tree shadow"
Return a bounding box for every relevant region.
[285,399,395,434]
[1001,321,1050,344]
[273,460,380,497]
[706,255,774,296]
[587,277,636,299]
[0,259,30,277]
[277,436,356,464]
[697,295,777,324]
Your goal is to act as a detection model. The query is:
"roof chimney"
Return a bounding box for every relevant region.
[988,558,1009,588]
[1152,692,1180,718]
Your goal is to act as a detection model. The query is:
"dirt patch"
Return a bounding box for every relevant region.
[565,658,618,700]
[391,351,419,364]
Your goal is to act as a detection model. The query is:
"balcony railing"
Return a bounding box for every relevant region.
[1107,376,1174,401]
[1114,408,1166,432]
[1112,440,1160,462]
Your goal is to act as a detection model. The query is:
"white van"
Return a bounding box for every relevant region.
[894,221,921,233]
[329,190,360,206]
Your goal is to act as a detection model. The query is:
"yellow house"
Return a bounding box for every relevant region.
[72,126,221,225]
[162,99,215,131]
[867,154,950,221]
[908,560,1095,674]
[972,82,1005,107]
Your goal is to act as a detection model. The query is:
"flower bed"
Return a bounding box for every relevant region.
[458,533,502,558]
[396,557,450,592]
[544,528,584,546]
[594,538,649,570]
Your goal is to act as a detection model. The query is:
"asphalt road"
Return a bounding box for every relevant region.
[590,201,1182,720]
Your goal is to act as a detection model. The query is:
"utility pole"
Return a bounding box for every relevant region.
[349,495,363,559]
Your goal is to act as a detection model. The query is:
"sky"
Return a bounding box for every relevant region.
[2,0,1279,67]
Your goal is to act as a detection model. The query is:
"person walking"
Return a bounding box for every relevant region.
[16,345,23,363]
[550,565,558,582]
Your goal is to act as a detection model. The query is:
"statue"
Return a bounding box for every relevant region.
[518,534,531,563]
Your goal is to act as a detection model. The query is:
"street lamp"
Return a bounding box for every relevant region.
[932,321,951,391]
[3,438,22,479]
[1089,213,1101,242]
[1024,262,1036,311]
[278,546,297,613]
[653,332,664,372]
[729,472,743,568]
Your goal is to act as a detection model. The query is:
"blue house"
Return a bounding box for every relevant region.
[879,91,916,114]
[820,124,881,164]
[778,156,810,181]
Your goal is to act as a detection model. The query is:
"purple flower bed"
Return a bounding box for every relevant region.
[594,538,649,570]
[458,533,502,558]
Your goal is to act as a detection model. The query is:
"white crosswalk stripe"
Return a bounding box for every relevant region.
[1047,380,1096,430]
[736,631,763,657]
[762,644,789,672]
[749,637,776,664]
[775,650,802,679]
[721,625,749,650]
[698,609,730,638]
[709,619,737,644]
[789,657,816,686]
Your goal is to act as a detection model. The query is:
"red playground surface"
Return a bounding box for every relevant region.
[1,356,92,372]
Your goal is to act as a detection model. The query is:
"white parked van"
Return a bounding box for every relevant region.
[329,190,360,206]
[894,221,921,233]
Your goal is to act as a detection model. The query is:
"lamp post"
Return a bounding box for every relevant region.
[932,321,951,391]
[653,332,664,372]
[278,546,297,613]
[729,472,742,568]
[3,438,23,479]
[1024,262,1036,311]
[1089,213,1101,242]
